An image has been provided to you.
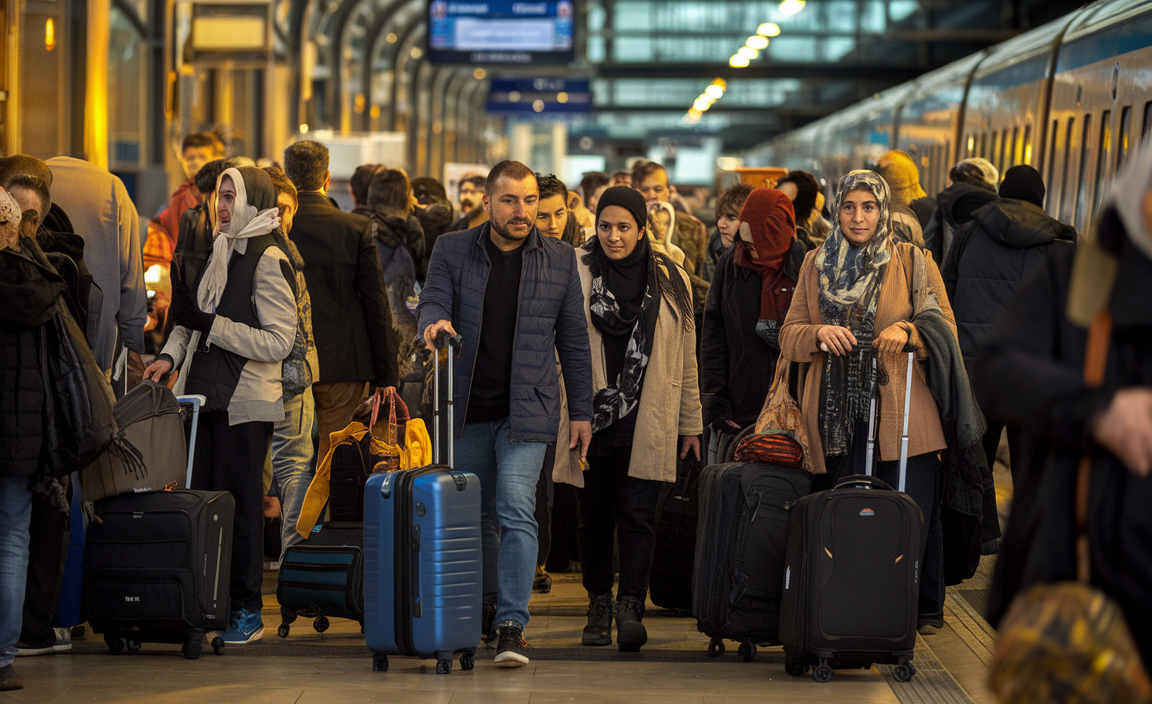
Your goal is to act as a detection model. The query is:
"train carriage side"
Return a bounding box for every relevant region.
[1047,0,1152,235]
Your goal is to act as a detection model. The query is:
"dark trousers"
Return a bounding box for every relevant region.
[20,488,69,647]
[191,412,272,613]
[576,446,663,600]
[535,445,556,566]
[981,422,1029,487]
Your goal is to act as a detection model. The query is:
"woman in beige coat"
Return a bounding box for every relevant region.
[555,186,702,653]
[779,170,955,632]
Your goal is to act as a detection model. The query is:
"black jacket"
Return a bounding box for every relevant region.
[923,182,999,263]
[941,198,1076,374]
[910,195,936,230]
[700,241,803,429]
[289,191,398,387]
[0,241,64,477]
[978,207,1152,663]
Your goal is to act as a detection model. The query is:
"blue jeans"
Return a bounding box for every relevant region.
[457,418,547,629]
[0,476,33,668]
[271,388,316,560]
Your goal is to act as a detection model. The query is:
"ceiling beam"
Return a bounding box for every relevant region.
[596,63,927,81]
[594,29,1021,42]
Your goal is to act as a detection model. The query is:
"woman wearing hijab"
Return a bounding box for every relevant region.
[646,201,686,267]
[701,188,804,438]
[144,166,298,645]
[553,186,702,652]
[780,170,956,632]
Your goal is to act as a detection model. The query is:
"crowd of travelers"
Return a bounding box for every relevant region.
[2,128,1151,691]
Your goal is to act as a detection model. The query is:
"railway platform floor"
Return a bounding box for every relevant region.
[5,452,1013,704]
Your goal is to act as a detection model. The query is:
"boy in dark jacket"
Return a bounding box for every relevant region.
[942,165,1076,481]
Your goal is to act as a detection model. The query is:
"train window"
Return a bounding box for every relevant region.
[1093,110,1112,222]
[1074,114,1092,231]
[1002,128,1011,171]
[1118,106,1132,175]
[1059,118,1074,221]
[991,131,1000,168]
[1010,127,1020,167]
[1023,125,1032,164]
[1047,120,1058,208]
[979,132,987,159]
[1144,101,1152,141]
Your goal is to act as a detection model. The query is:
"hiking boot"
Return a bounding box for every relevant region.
[533,565,552,594]
[616,596,648,653]
[493,622,530,668]
[0,664,23,691]
[582,592,613,646]
[222,607,264,644]
[481,602,498,648]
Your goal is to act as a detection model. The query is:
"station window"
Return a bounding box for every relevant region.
[1117,106,1132,174]
[1144,101,1152,141]
[1092,110,1112,222]
[1059,118,1074,221]
[1074,114,1092,230]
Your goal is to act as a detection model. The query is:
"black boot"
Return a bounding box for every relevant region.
[615,596,647,652]
[582,592,613,646]
[481,602,498,648]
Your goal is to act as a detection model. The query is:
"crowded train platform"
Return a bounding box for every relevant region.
[3,1,1152,702]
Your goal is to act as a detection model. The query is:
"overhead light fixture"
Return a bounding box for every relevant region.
[473,68,486,79]
[693,98,712,112]
[746,35,769,50]
[729,54,750,68]
[737,46,759,60]
[705,84,724,99]
[757,23,781,37]
[778,0,805,16]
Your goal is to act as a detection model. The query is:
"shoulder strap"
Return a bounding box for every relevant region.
[1075,310,1112,582]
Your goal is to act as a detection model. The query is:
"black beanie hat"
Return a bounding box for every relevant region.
[595,185,648,232]
[999,165,1046,208]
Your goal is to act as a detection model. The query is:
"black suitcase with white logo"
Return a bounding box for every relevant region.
[779,351,923,683]
[86,490,235,659]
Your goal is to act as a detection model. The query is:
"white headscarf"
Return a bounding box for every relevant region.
[197,167,281,313]
[1107,142,1152,261]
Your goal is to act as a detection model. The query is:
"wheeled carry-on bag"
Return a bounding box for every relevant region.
[85,394,236,660]
[649,455,705,614]
[779,351,923,683]
[692,461,812,661]
[364,333,482,675]
[276,521,364,637]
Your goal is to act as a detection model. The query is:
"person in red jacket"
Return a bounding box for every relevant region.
[147,133,226,264]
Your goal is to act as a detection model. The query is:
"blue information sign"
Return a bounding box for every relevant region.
[486,77,592,114]
[428,1,576,65]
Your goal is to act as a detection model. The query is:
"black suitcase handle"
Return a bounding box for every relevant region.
[833,474,895,492]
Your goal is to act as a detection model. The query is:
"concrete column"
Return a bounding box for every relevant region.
[510,122,532,166]
[84,0,109,168]
[551,121,567,178]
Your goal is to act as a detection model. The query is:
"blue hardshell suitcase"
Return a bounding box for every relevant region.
[364,334,482,674]
[54,473,86,629]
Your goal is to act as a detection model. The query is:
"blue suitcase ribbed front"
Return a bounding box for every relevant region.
[364,466,481,668]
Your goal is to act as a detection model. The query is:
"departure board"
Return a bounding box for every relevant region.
[428,1,576,65]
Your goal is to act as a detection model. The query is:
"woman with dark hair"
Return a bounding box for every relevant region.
[775,170,821,250]
[780,170,961,633]
[144,166,297,645]
[365,169,423,339]
[554,186,703,652]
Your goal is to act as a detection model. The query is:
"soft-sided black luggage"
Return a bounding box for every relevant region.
[276,521,364,637]
[86,490,235,659]
[779,350,923,683]
[692,460,812,661]
[650,455,705,613]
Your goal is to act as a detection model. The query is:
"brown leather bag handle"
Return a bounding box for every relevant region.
[1075,310,1112,583]
[368,387,410,445]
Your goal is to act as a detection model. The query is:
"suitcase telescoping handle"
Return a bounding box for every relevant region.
[175,394,206,488]
[862,346,915,493]
[432,332,463,468]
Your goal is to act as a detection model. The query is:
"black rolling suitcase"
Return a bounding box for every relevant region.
[779,350,923,683]
[276,521,364,637]
[650,455,705,613]
[691,460,812,661]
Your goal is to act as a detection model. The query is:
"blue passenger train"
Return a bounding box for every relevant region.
[745,0,1152,235]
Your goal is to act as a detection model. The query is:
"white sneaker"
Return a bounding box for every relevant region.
[53,627,72,653]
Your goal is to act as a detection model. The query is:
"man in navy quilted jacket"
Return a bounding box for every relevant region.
[418,160,593,668]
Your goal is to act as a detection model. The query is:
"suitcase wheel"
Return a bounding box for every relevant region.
[460,653,475,671]
[126,639,142,652]
[784,656,809,677]
[812,664,834,683]
[707,637,725,658]
[313,616,329,633]
[211,636,225,656]
[278,623,290,638]
[372,654,389,672]
[182,641,202,660]
[738,641,757,663]
[892,662,916,683]
[280,607,297,625]
[104,634,124,655]
[436,659,452,675]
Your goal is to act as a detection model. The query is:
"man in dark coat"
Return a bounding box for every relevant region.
[923,161,999,263]
[283,141,398,462]
[942,165,1076,482]
[0,204,64,691]
[417,160,593,668]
